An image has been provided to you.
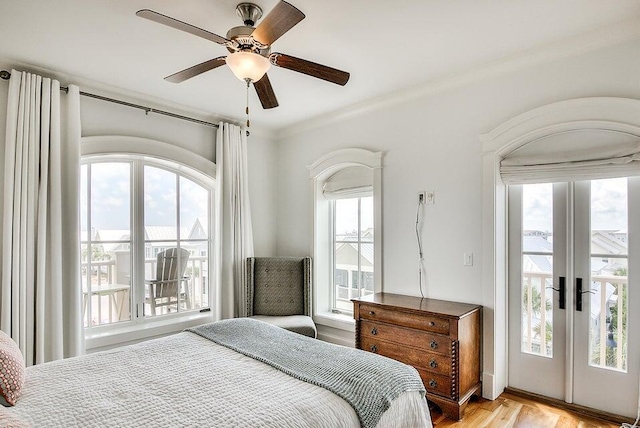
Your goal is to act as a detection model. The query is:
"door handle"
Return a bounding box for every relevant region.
[547,276,566,310]
[576,277,595,311]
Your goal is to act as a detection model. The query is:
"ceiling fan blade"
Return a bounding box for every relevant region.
[136,9,229,46]
[164,57,227,83]
[251,1,305,46]
[253,74,279,109]
[270,53,350,86]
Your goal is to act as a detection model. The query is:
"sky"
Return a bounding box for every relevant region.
[81,162,209,238]
[522,178,628,233]
[335,196,373,236]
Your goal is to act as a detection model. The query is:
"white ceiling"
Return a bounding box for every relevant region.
[1,1,639,133]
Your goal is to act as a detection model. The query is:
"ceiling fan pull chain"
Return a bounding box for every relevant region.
[245,78,251,136]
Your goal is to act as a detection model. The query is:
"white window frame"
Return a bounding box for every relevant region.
[308,149,382,331]
[81,136,218,351]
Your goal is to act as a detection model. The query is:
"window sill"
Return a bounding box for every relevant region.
[84,311,215,352]
[313,311,355,332]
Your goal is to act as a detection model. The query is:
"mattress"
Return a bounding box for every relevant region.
[1,330,432,427]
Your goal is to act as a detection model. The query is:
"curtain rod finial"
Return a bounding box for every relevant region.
[0,70,11,80]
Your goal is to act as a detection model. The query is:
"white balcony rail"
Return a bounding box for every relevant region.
[522,271,627,370]
[592,274,627,370]
[522,271,552,356]
[81,255,209,326]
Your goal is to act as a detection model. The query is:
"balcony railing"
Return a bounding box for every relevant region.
[82,255,209,326]
[522,271,627,370]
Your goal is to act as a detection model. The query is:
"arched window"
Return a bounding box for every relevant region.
[80,137,216,340]
[309,148,382,330]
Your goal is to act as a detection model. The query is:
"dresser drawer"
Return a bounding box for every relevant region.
[416,368,455,399]
[360,320,453,356]
[359,304,450,335]
[360,336,452,376]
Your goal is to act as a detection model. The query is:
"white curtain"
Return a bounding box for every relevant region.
[1,70,83,365]
[216,122,254,319]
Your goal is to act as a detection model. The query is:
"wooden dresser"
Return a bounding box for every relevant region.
[352,292,482,420]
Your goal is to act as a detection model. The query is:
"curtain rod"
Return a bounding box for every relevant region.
[0,70,218,129]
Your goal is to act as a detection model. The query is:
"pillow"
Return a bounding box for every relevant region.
[0,330,25,407]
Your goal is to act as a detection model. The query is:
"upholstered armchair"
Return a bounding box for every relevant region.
[245,257,316,338]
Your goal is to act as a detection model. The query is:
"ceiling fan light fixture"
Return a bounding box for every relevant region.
[226,51,271,82]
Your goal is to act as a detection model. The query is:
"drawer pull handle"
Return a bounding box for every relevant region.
[428,321,435,327]
[429,359,438,368]
[370,345,378,353]
[430,340,438,349]
[429,379,437,388]
[371,328,377,335]
[368,311,375,316]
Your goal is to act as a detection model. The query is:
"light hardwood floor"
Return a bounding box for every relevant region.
[429,392,623,428]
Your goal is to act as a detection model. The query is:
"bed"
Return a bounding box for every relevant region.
[1,318,432,428]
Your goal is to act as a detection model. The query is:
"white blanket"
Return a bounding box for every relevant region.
[2,332,432,427]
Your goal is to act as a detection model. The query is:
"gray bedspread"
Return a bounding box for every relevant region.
[187,318,426,428]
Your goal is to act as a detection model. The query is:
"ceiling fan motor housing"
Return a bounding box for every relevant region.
[236,3,263,26]
[226,25,270,56]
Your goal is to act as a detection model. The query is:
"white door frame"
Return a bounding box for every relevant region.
[479,97,640,400]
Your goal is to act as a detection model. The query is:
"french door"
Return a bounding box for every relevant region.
[508,177,640,417]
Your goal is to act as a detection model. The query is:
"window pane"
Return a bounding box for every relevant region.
[589,178,628,371]
[183,248,209,311]
[81,164,87,235]
[90,163,130,233]
[84,163,132,328]
[334,242,354,311]
[333,196,375,312]
[85,243,131,326]
[81,243,89,327]
[521,183,553,357]
[144,166,177,232]
[335,198,358,240]
[360,242,374,297]
[361,196,373,242]
[180,177,209,238]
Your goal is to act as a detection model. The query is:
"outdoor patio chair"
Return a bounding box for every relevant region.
[146,248,190,316]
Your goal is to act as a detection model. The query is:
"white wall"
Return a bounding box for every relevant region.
[275,39,640,370]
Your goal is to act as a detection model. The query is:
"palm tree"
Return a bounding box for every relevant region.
[590,267,627,369]
[523,280,553,355]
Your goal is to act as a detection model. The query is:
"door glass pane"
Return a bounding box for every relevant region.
[589,178,628,371]
[521,183,553,357]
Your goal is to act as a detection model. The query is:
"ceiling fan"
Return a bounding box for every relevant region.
[136,1,350,110]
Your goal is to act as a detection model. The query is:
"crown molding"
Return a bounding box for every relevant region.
[276,16,640,141]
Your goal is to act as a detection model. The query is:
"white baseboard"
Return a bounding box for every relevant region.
[482,372,504,400]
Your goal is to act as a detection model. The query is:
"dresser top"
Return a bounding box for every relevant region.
[352,292,481,318]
